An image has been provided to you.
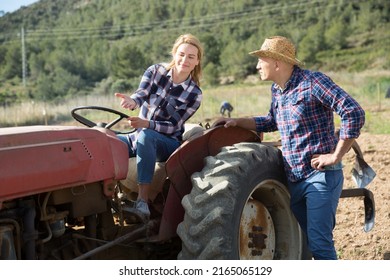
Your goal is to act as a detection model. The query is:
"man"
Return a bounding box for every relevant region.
[220,101,234,117]
[214,36,365,259]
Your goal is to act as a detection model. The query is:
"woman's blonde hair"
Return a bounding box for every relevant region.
[167,34,203,86]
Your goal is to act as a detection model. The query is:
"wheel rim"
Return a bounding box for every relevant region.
[239,198,275,259]
[239,179,304,259]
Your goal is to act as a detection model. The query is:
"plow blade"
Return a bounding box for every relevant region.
[340,188,375,232]
[351,155,376,189]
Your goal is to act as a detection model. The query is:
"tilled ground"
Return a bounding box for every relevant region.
[334,133,390,260]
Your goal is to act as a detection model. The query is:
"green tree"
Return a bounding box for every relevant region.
[324,18,348,50]
[0,0,389,105]
[199,34,221,66]
[299,20,326,64]
[356,2,383,32]
[35,73,55,100]
[29,52,45,80]
[2,44,22,79]
[219,40,255,81]
[202,62,219,86]
[111,44,152,79]
[0,45,8,77]
[53,68,85,97]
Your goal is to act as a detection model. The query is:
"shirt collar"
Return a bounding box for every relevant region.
[273,66,301,93]
[167,68,173,78]
[285,66,301,89]
[167,68,192,88]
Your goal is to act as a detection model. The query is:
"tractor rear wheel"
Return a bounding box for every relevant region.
[177,142,309,259]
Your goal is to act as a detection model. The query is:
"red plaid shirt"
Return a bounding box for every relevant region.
[254,67,365,182]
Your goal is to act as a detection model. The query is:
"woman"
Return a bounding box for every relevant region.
[115,34,203,219]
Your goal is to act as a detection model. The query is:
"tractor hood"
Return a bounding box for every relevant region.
[0,126,128,202]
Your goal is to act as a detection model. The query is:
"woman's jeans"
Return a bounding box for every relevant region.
[288,167,344,260]
[117,129,180,184]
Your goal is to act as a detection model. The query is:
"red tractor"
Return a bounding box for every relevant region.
[0,106,375,260]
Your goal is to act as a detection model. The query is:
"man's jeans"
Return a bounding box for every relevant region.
[288,165,343,260]
[117,129,180,184]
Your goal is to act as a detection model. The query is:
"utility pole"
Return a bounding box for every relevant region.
[21,26,26,87]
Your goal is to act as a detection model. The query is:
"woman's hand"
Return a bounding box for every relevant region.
[127,116,150,129]
[115,93,137,110]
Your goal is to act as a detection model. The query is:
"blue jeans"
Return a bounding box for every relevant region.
[288,167,343,260]
[117,129,180,184]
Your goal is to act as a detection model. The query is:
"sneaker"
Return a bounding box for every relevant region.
[122,199,150,221]
[135,199,150,217]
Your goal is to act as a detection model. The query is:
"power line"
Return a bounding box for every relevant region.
[27,1,322,40]
[0,0,370,43]
[0,0,329,39]
[27,0,314,34]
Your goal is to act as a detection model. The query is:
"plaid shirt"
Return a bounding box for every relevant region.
[254,67,365,182]
[129,64,202,144]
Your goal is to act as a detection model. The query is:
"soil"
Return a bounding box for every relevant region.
[334,132,390,260]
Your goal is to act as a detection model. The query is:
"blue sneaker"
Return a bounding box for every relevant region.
[122,199,150,222]
[135,199,150,217]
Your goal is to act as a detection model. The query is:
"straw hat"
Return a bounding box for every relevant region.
[249,36,304,67]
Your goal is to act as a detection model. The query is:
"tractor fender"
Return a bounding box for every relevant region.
[157,126,261,240]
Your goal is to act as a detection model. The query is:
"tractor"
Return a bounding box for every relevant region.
[0,106,375,260]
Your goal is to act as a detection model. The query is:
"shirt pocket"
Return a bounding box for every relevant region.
[159,97,187,120]
[288,90,309,119]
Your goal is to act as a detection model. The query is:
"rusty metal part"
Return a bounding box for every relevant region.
[73,219,160,260]
[239,199,275,259]
[103,179,116,197]
[0,219,21,259]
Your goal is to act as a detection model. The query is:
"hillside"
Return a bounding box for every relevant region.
[0,0,389,104]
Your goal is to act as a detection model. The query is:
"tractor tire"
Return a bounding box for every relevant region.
[177,142,309,260]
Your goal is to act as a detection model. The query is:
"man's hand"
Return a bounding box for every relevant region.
[311,153,338,171]
[212,117,237,128]
[311,138,356,171]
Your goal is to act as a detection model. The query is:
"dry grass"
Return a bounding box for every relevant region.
[1,71,389,136]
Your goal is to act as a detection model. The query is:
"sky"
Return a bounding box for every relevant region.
[0,0,39,13]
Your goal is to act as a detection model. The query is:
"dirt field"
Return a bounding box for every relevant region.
[334,132,390,260]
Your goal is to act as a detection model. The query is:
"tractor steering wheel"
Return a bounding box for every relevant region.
[71,106,134,134]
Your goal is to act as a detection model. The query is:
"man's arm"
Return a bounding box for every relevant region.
[311,138,356,171]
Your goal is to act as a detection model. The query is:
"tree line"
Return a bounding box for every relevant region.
[0,0,389,105]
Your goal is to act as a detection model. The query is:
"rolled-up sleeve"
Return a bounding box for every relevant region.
[311,72,365,140]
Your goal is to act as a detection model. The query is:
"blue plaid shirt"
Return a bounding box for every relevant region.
[130,64,202,144]
[254,67,365,182]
